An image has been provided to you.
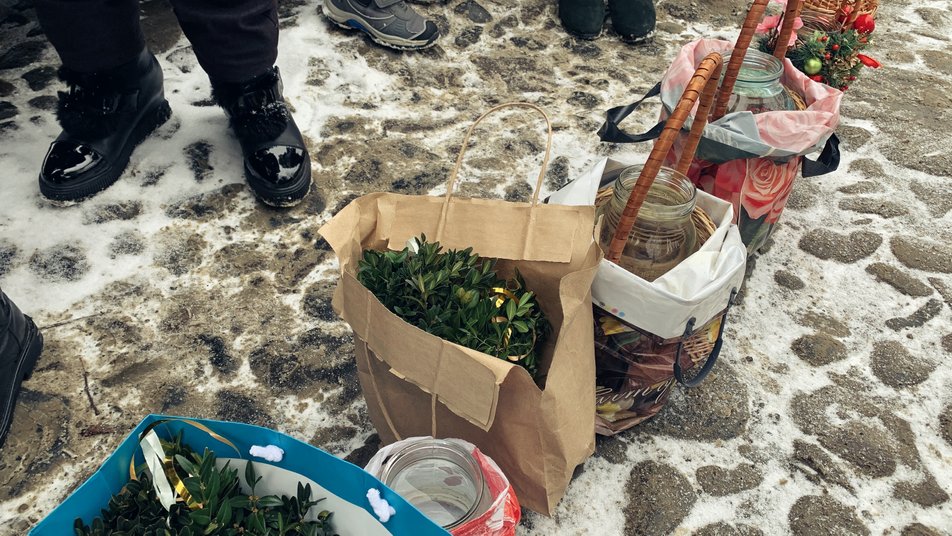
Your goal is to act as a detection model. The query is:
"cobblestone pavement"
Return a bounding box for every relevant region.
[0,0,950,533]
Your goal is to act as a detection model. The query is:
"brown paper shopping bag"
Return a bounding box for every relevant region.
[320,103,600,515]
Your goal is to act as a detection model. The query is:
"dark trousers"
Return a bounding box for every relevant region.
[34,0,279,83]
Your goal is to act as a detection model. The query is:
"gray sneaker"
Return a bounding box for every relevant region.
[324,0,440,50]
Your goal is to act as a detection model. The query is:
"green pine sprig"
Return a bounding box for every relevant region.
[758,26,873,90]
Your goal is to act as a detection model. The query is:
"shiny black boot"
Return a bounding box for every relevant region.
[0,290,43,449]
[213,67,312,208]
[38,48,171,203]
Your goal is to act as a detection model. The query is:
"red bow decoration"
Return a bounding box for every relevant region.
[857,54,881,68]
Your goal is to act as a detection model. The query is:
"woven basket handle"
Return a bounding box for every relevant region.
[713,0,768,119]
[713,0,803,119]
[606,52,724,264]
[773,0,804,59]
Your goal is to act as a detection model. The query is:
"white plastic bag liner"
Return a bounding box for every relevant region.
[548,157,746,338]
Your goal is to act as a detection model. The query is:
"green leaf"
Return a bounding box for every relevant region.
[183,477,204,503]
[244,461,260,493]
[257,496,284,508]
[251,512,266,532]
[230,496,251,509]
[505,298,517,319]
[206,472,220,504]
[175,454,200,477]
[217,498,232,527]
[519,291,532,307]
[189,511,211,527]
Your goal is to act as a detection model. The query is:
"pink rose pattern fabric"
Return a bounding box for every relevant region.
[660,39,841,157]
[655,39,842,253]
[663,142,801,253]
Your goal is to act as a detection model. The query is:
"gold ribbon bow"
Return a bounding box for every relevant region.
[130,419,241,511]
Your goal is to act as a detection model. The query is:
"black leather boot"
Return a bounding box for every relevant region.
[0,290,43,449]
[38,47,171,203]
[609,0,656,44]
[213,67,312,208]
[559,0,607,39]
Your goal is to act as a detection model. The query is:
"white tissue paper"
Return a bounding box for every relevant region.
[249,445,284,462]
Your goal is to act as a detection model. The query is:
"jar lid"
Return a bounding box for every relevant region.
[380,439,485,529]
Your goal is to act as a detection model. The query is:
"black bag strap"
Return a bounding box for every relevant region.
[596,82,665,144]
[673,288,737,388]
[800,133,840,177]
[597,81,842,180]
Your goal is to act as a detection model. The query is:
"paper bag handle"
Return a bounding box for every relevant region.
[445,102,552,206]
[437,102,553,243]
[606,52,723,264]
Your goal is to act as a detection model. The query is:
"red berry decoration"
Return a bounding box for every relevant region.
[810,75,824,82]
[820,35,828,42]
[832,44,840,51]
[824,53,832,60]
[853,13,875,34]
[841,85,849,91]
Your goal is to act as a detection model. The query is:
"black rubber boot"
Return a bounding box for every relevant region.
[609,0,656,43]
[38,48,171,203]
[559,0,607,40]
[213,67,312,208]
[0,290,43,449]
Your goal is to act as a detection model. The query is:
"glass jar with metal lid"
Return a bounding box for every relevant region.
[719,48,798,114]
[378,438,487,529]
[597,165,699,282]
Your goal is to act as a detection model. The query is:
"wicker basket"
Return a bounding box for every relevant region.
[594,52,731,436]
[803,0,878,20]
[593,182,720,435]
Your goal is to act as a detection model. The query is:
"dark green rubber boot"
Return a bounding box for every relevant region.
[609,0,656,43]
[559,0,606,40]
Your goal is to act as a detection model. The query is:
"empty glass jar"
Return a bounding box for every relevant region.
[597,165,699,281]
[379,438,485,529]
[719,48,797,114]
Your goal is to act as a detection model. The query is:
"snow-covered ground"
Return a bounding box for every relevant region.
[0,0,950,534]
